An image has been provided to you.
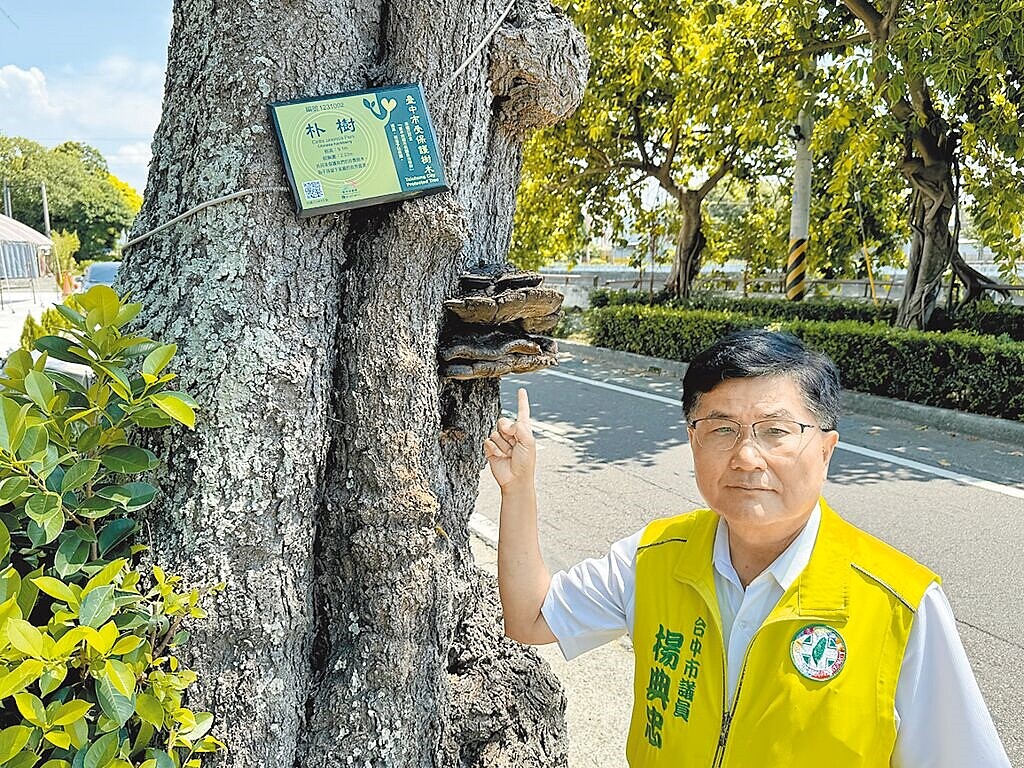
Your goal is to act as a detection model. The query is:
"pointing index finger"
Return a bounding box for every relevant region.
[517,387,531,426]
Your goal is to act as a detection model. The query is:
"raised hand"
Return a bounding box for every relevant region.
[484,387,536,491]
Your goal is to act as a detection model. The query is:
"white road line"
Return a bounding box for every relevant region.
[543,369,682,406]
[535,369,1024,501]
[835,442,1024,500]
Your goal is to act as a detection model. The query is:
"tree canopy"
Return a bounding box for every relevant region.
[0,136,141,261]
[513,0,1023,323]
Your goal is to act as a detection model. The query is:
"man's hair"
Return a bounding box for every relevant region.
[682,329,841,430]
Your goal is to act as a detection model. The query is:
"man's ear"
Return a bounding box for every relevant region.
[821,429,839,464]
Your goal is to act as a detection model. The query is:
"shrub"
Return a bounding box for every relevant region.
[587,305,1024,421]
[589,289,897,324]
[589,306,758,361]
[0,287,223,767]
[20,308,74,353]
[950,301,1024,342]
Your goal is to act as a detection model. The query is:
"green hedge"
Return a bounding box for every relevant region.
[948,301,1024,341]
[588,305,1024,422]
[590,289,896,323]
[590,288,1024,340]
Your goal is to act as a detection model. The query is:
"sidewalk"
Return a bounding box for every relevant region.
[0,283,65,357]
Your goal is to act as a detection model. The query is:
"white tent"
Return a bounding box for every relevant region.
[0,213,52,279]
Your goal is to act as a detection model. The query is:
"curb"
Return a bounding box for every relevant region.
[555,338,1024,446]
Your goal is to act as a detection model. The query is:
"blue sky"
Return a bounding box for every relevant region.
[0,2,173,194]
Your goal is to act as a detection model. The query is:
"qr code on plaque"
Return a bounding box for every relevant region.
[303,180,325,200]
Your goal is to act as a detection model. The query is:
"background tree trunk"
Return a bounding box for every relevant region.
[895,132,957,329]
[119,2,588,766]
[664,192,704,299]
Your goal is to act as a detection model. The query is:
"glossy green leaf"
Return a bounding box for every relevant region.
[66,716,88,750]
[13,691,47,727]
[133,692,163,727]
[38,664,67,696]
[52,699,93,727]
[25,370,56,411]
[150,392,196,429]
[0,659,45,698]
[110,635,143,655]
[5,618,44,656]
[5,751,41,768]
[78,585,115,628]
[182,711,215,741]
[0,726,32,763]
[31,576,79,606]
[16,424,49,461]
[25,492,62,526]
[34,334,87,364]
[0,520,9,562]
[142,344,176,376]
[0,476,30,504]
[83,558,126,595]
[98,482,157,511]
[94,674,134,728]
[14,566,39,627]
[54,304,85,327]
[75,496,119,519]
[83,730,120,768]
[100,445,159,474]
[79,285,120,325]
[55,534,91,578]
[103,659,136,697]
[77,425,102,452]
[0,396,29,453]
[62,459,100,493]
[113,302,142,327]
[98,519,136,557]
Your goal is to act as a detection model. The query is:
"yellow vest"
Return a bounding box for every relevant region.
[626,500,938,767]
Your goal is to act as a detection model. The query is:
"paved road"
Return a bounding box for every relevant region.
[474,352,1024,766]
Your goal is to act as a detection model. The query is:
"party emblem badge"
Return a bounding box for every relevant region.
[790,624,847,681]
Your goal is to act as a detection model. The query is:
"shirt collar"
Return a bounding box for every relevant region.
[713,502,822,592]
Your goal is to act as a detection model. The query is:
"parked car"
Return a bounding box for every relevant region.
[79,261,121,291]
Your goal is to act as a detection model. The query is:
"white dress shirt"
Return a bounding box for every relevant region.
[541,504,1010,767]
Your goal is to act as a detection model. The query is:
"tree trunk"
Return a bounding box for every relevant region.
[894,129,957,329]
[664,192,704,299]
[118,2,588,766]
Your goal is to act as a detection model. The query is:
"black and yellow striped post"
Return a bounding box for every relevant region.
[786,238,808,300]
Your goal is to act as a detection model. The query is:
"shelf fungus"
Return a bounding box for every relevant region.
[440,267,563,380]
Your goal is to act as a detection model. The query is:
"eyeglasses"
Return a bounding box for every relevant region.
[687,417,830,454]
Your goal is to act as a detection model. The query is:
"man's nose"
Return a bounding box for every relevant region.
[730,427,768,469]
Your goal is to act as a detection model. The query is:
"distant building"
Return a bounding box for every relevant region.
[0,214,52,279]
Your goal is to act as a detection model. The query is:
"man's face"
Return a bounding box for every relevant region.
[688,375,839,534]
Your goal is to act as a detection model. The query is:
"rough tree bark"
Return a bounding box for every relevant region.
[118,2,588,766]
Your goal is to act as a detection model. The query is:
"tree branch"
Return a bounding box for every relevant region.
[631,107,652,168]
[697,157,734,200]
[841,0,884,37]
[769,32,871,60]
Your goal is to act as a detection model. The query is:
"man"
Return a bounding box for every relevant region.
[484,329,1009,767]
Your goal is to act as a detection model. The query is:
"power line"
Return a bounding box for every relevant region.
[0,3,19,29]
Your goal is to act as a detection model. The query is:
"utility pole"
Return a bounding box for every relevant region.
[40,182,51,236]
[786,59,816,302]
[2,178,11,218]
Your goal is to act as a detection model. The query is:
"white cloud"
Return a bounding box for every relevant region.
[0,57,165,194]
